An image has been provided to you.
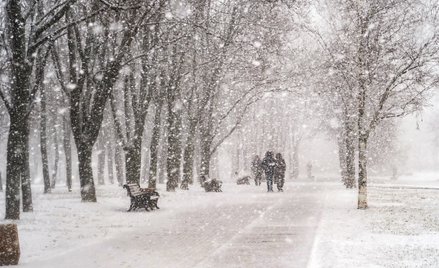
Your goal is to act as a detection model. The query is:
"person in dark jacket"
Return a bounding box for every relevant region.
[251,155,263,186]
[274,153,286,192]
[261,151,276,192]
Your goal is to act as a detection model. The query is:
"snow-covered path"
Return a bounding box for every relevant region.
[19,182,329,268]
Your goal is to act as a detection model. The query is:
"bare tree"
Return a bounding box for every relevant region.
[52,1,162,201]
[2,0,76,219]
[313,0,439,208]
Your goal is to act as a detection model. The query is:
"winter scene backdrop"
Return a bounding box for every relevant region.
[1,0,439,267]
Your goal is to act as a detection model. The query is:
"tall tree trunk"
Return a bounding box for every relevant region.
[21,138,33,213]
[345,122,356,188]
[149,104,163,189]
[5,116,30,219]
[63,115,73,191]
[339,108,356,189]
[141,147,149,183]
[337,134,348,185]
[77,142,97,202]
[107,142,114,184]
[109,93,125,186]
[166,106,182,192]
[213,150,220,180]
[200,136,212,179]
[123,66,154,186]
[357,82,368,208]
[51,135,59,189]
[158,145,167,185]
[40,85,51,193]
[357,20,368,209]
[115,144,125,186]
[125,132,142,184]
[291,141,299,180]
[97,139,106,185]
[182,120,197,185]
[358,134,368,209]
[199,91,215,180]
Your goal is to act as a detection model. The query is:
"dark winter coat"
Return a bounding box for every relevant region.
[251,157,263,176]
[261,154,276,178]
[274,157,286,183]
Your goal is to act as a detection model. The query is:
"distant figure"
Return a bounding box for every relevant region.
[274,153,286,192]
[261,151,276,192]
[306,161,313,180]
[251,155,263,186]
[391,166,398,180]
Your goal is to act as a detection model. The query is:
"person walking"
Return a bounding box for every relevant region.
[275,153,286,192]
[251,155,263,186]
[261,151,276,192]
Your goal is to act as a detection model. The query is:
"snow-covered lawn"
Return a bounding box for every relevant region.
[309,175,439,268]
[0,174,439,267]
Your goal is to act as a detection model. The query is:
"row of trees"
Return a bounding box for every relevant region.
[1,0,438,220]
[312,0,439,208]
[225,0,439,210]
[0,0,297,220]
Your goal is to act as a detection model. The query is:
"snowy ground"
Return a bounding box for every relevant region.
[0,173,439,267]
[309,173,439,268]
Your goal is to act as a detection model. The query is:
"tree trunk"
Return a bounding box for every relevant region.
[107,142,114,184]
[5,116,30,219]
[97,140,105,185]
[357,27,368,209]
[125,133,142,185]
[357,18,368,209]
[149,104,163,189]
[200,137,212,179]
[337,133,348,185]
[21,140,33,213]
[166,104,182,192]
[63,115,73,192]
[0,172,3,191]
[141,148,149,183]
[109,93,125,186]
[182,120,197,185]
[77,143,97,202]
[291,142,299,180]
[345,126,356,188]
[51,134,59,189]
[40,84,51,193]
[114,144,125,186]
[158,146,167,184]
[358,134,368,209]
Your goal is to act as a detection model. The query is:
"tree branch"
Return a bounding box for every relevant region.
[28,6,108,55]
[0,86,12,114]
[210,94,262,156]
[34,0,76,41]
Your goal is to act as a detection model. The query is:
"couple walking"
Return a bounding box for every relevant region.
[252,151,286,192]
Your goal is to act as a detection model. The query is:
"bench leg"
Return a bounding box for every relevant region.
[150,200,159,209]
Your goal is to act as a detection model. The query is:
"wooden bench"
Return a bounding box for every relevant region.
[123,183,160,212]
[202,178,223,192]
[236,176,251,185]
